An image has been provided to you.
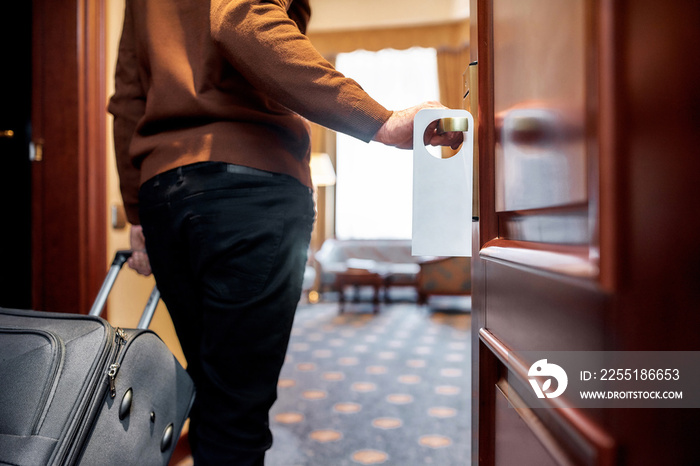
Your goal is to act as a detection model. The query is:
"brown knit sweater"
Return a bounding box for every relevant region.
[108,0,392,224]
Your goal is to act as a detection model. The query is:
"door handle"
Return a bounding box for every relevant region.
[0,130,14,138]
[437,117,469,134]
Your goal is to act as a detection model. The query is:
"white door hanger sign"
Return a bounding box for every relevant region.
[412,108,474,257]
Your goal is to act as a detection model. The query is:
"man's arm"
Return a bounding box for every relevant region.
[210,0,462,150]
[373,102,465,150]
[210,0,391,142]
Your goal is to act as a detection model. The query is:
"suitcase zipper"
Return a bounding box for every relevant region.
[62,326,134,464]
[107,327,127,398]
[56,322,120,465]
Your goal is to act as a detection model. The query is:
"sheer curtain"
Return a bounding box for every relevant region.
[335,47,440,239]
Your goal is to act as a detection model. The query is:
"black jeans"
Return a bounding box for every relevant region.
[138,162,315,465]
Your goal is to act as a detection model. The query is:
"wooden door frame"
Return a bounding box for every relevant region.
[31,0,106,313]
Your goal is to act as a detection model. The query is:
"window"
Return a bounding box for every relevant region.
[335,47,440,239]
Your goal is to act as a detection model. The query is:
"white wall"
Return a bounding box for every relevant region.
[307,0,469,32]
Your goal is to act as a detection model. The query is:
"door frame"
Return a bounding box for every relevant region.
[31,0,107,313]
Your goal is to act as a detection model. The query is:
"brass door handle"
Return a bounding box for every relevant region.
[437,117,469,134]
[0,130,14,138]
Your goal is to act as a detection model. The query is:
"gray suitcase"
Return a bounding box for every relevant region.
[0,251,195,465]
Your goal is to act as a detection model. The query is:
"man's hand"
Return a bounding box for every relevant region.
[373,101,464,150]
[128,225,152,276]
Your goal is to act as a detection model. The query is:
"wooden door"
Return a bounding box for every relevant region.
[470,0,700,464]
[30,0,107,313]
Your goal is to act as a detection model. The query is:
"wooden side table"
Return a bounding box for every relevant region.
[335,269,383,314]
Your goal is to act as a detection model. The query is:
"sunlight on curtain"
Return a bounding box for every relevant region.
[335,47,440,239]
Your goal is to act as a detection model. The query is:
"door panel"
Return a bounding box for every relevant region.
[484,260,607,352]
[471,0,700,464]
[494,381,559,466]
[493,0,587,213]
[466,4,602,463]
[481,329,615,466]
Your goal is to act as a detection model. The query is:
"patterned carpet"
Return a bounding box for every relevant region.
[267,297,472,466]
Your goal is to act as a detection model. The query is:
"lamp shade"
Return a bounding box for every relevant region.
[310,152,336,187]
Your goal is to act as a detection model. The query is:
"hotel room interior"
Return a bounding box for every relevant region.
[2,0,699,465]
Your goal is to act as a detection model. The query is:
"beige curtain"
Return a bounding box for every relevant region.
[307,20,469,56]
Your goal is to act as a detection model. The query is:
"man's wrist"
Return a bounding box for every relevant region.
[372,111,394,146]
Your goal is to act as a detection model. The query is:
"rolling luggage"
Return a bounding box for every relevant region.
[0,250,195,466]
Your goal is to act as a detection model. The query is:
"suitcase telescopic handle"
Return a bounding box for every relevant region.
[88,250,161,330]
[137,285,161,330]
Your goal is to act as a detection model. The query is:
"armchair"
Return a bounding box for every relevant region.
[416,257,471,305]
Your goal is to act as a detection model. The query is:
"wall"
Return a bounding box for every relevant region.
[307,0,469,32]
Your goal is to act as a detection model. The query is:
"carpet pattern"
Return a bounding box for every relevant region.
[267,300,471,465]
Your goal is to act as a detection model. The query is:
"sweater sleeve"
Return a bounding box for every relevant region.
[107,0,146,225]
[210,0,392,142]
[287,0,310,34]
